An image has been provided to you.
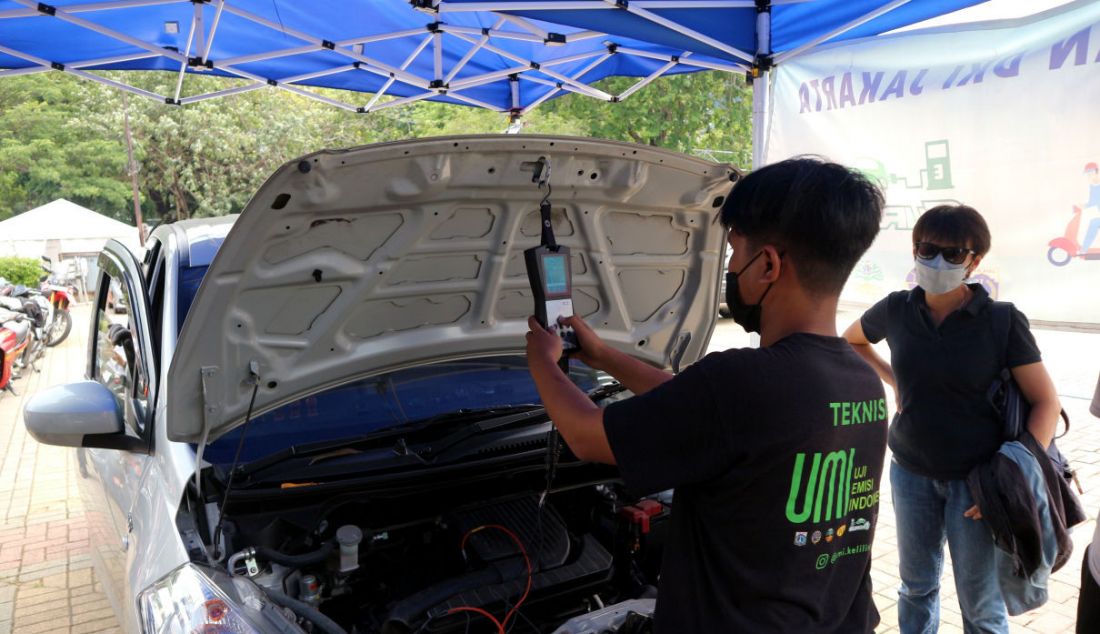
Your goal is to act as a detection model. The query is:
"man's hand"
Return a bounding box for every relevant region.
[964,505,983,521]
[526,316,563,366]
[524,315,615,465]
[561,315,610,370]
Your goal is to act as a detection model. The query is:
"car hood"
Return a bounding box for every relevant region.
[166,135,738,443]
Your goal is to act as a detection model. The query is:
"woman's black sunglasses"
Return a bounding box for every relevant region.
[914,241,975,265]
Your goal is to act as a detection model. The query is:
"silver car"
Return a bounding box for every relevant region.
[24,136,734,634]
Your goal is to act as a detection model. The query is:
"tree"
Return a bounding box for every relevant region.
[539,71,753,166]
[0,74,132,221]
[0,67,752,225]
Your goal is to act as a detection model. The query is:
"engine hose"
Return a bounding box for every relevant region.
[384,568,503,628]
[254,541,335,567]
[262,588,349,634]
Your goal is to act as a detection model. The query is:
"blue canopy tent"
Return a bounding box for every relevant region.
[0,0,984,165]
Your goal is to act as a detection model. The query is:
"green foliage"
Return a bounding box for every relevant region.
[0,74,132,222]
[0,68,752,225]
[0,257,45,287]
[539,71,753,165]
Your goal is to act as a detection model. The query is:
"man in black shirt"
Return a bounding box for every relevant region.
[526,157,889,632]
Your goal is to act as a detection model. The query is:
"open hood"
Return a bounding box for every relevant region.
[167,135,738,443]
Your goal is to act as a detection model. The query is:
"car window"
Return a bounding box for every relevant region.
[142,237,161,283]
[176,264,208,335]
[147,247,166,367]
[92,266,151,433]
[202,355,610,465]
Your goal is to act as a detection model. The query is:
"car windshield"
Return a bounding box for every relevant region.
[202,356,608,465]
[177,262,610,466]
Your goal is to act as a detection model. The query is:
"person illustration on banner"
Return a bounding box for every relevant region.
[1078,162,1100,254]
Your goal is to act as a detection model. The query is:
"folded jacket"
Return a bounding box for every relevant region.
[967,438,1063,615]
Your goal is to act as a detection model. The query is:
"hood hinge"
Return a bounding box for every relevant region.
[192,366,222,494]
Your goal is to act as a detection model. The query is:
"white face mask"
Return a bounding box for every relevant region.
[914,254,968,295]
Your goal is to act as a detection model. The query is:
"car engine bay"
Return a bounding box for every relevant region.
[182,470,668,634]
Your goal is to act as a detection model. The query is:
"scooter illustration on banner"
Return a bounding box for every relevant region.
[1048,162,1100,267]
[1048,206,1100,266]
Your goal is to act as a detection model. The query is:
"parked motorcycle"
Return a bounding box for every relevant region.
[39,283,73,346]
[1048,205,1100,266]
[0,309,33,396]
[38,256,74,345]
[0,289,48,374]
[0,266,72,349]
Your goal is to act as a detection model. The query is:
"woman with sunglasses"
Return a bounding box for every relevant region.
[843,204,1060,633]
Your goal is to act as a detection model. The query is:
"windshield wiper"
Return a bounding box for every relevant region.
[234,405,544,482]
[233,381,625,484]
[413,407,549,462]
[408,382,627,464]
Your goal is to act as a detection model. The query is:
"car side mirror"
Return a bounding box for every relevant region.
[23,381,143,451]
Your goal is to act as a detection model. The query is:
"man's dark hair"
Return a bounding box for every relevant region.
[912,204,991,257]
[719,157,884,296]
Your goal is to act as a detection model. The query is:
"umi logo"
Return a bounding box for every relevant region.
[786,449,855,524]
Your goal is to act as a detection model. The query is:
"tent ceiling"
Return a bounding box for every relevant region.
[0,0,984,114]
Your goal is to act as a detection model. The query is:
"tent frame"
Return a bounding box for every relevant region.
[0,0,922,165]
[0,0,751,117]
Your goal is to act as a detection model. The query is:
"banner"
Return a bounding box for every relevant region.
[765,1,1100,325]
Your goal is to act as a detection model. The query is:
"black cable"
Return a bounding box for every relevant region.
[262,587,348,634]
[212,380,260,561]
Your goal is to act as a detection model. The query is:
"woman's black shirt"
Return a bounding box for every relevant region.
[860,284,1041,480]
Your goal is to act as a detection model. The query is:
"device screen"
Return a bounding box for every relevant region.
[542,254,569,295]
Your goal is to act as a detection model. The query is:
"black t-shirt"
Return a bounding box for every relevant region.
[860,284,1042,480]
[603,333,888,633]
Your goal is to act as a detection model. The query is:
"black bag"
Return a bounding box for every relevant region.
[987,302,1086,528]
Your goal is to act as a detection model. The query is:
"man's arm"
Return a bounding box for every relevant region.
[561,315,673,395]
[526,316,615,464]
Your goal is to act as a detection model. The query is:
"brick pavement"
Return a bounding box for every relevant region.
[0,305,120,634]
[0,305,1097,634]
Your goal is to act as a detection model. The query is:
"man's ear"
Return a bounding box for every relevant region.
[759,245,783,282]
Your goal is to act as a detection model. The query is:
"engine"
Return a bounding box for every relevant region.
[207,484,669,634]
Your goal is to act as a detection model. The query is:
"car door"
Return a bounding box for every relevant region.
[76,240,156,619]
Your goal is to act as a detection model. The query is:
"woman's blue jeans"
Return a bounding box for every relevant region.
[890,460,1009,634]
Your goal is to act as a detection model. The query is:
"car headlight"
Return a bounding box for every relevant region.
[139,564,272,633]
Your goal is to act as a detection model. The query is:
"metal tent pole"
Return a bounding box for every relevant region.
[772,0,913,65]
[751,70,769,168]
[616,55,682,102]
[364,34,433,112]
[751,2,771,169]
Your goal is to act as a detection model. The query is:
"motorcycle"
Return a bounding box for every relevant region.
[1048,205,1100,266]
[39,283,73,346]
[0,309,33,396]
[38,256,74,345]
[0,287,48,374]
[1,269,72,350]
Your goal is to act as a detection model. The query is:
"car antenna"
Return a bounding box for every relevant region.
[209,361,262,564]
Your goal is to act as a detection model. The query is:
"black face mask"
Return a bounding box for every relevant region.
[725,250,775,334]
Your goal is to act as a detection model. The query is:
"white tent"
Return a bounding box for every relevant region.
[0,198,140,258]
[0,199,140,298]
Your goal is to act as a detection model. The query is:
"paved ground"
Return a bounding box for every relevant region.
[0,305,119,634]
[0,305,1097,633]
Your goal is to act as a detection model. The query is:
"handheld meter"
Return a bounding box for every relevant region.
[524,245,579,353]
